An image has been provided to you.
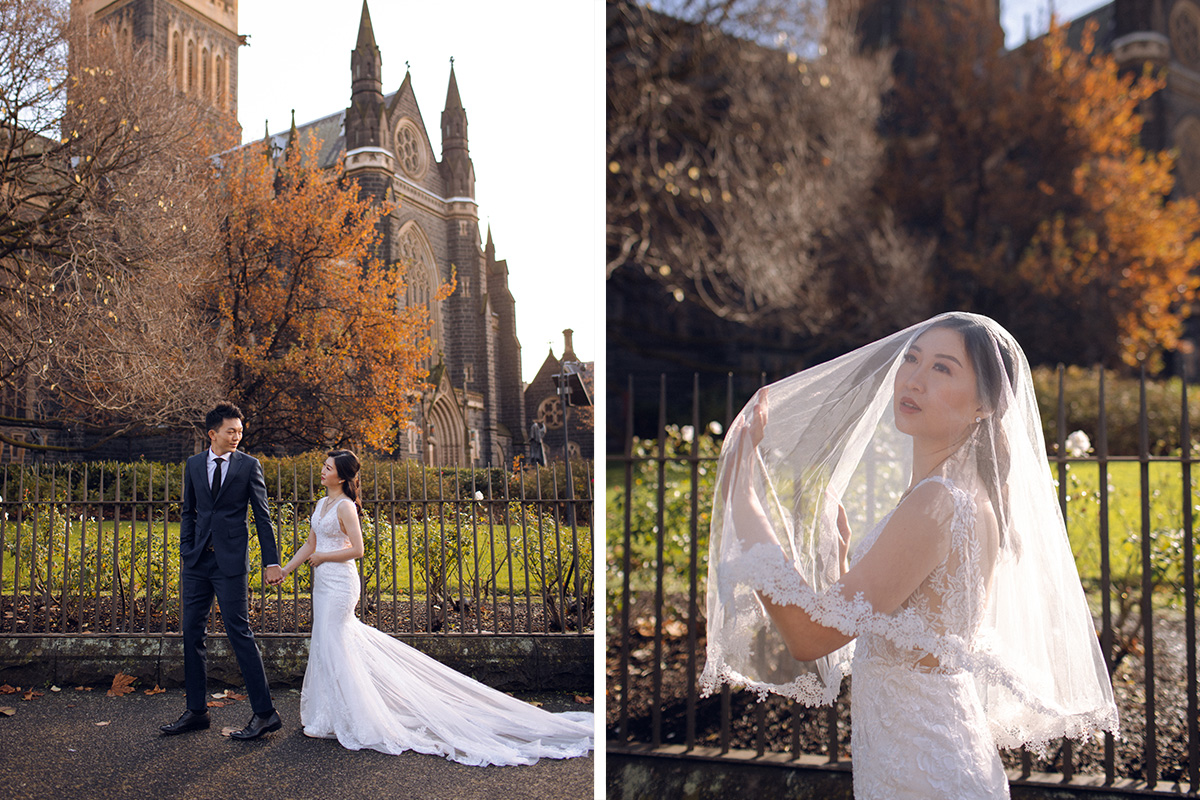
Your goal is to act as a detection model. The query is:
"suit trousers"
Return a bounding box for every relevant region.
[181,547,273,715]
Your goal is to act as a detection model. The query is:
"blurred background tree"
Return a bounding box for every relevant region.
[0,0,229,452]
[607,0,1200,439]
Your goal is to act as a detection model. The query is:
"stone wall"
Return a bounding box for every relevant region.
[0,634,592,692]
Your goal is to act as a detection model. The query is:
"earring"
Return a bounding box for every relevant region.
[975,416,982,423]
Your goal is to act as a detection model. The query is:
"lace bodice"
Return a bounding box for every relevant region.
[851,476,992,671]
[311,497,352,554]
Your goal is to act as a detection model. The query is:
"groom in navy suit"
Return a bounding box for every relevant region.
[160,403,284,739]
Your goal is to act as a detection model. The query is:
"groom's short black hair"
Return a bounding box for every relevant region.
[206,402,244,433]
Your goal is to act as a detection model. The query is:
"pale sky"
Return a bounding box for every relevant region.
[236,1,600,384]
[1001,0,1112,48]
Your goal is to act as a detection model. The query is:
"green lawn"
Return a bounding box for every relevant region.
[607,458,1198,609]
[1,515,591,600]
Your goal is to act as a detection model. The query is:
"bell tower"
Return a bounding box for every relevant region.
[72,0,241,122]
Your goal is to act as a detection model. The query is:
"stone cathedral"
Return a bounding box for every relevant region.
[75,0,528,468]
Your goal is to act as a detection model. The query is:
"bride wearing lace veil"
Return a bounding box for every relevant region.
[701,312,1118,799]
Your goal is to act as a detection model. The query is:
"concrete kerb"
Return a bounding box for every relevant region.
[608,746,1177,800]
[0,634,592,692]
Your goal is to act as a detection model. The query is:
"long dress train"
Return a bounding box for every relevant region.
[300,497,594,766]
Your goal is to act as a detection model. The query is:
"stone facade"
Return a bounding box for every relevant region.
[61,0,529,469]
[263,2,526,467]
[74,0,240,117]
[524,330,594,463]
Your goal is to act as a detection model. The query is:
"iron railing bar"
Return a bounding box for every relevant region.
[619,374,634,743]
[1183,371,1198,793]
[1139,368,1157,788]
[652,373,667,748]
[685,373,700,751]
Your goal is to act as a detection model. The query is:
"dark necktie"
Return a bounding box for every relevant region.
[211,457,224,497]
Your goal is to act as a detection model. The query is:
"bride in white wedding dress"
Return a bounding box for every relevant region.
[275,450,593,766]
[701,313,1117,799]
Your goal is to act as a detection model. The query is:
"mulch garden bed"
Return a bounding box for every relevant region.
[608,591,1197,783]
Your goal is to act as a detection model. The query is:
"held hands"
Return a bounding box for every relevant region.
[264,564,284,586]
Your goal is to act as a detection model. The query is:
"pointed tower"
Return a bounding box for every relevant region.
[343,0,395,256]
[485,226,526,461]
[346,0,387,152]
[441,63,475,199]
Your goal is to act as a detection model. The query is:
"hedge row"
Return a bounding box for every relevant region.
[0,452,593,505]
[1031,366,1200,457]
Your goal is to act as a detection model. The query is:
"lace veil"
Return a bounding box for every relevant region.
[700,312,1118,751]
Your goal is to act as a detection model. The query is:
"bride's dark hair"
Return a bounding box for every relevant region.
[328,449,363,514]
[926,316,1018,551]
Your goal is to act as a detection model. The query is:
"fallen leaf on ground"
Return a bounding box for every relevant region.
[22,690,43,701]
[212,689,246,702]
[0,707,14,716]
[221,726,239,737]
[50,686,61,693]
[107,673,136,697]
[75,686,93,692]
[207,700,228,708]
[94,721,109,726]
[0,685,18,695]
[144,685,165,696]
[574,695,592,704]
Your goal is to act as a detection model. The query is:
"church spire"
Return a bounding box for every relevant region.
[445,61,463,111]
[347,0,386,151]
[355,0,377,52]
[285,108,299,157]
[441,57,473,198]
[485,224,495,259]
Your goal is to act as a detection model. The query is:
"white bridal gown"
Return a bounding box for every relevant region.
[300,497,595,766]
[848,477,1008,799]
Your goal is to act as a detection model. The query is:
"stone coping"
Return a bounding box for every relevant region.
[0,633,592,692]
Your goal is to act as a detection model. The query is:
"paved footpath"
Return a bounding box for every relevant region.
[0,686,595,800]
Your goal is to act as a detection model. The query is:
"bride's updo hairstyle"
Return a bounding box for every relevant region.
[328,449,363,514]
[923,315,1018,551]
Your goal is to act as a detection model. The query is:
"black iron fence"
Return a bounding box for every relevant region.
[1,460,593,638]
[608,370,1200,794]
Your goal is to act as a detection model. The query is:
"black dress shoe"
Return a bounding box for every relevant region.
[160,709,210,735]
[229,710,282,740]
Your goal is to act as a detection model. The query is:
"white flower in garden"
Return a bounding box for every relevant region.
[474,491,484,501]
[1066,430,1091,458]
[708,421,723,436]
[681,425,695,443]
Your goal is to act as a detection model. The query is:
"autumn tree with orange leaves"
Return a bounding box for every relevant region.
[883,6,1200,370]
[1016,25,1200,370]
[210,134,451,452]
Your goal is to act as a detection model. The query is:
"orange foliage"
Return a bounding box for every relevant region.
[1017,24,1200,370]
[884,8,1200,371]
[210,134,452,451]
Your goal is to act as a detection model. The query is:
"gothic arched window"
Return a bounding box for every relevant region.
[186,39,195,94]
[215,55,225,110]
[201,46,210,100]
[171,31,182,90]
[397,222,444,371]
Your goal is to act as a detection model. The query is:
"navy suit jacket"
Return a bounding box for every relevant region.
[180,450,279,577]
